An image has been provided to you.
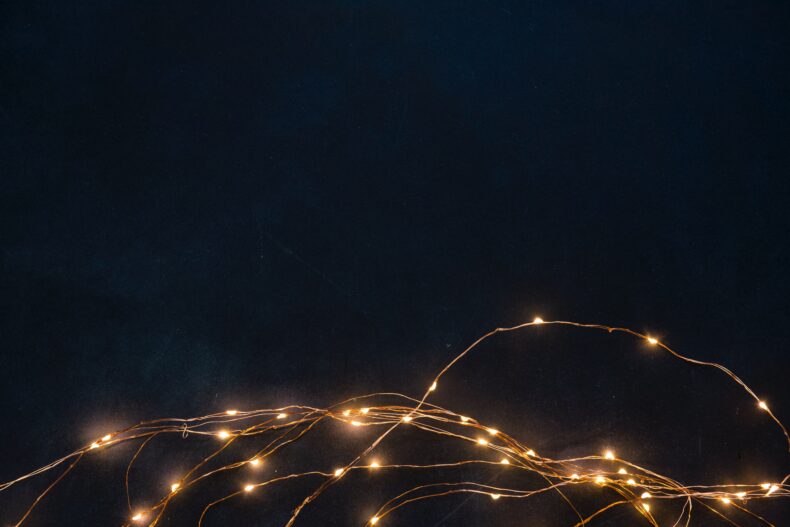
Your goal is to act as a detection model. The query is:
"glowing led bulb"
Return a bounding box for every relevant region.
[477,438,488,446]
[767,484,779,496]
[487,428,498,436]
[342,409,351,416]
[370,516,379,525]
[361,407,370,414]
[758,401,769,411]
[526,449,536,457]
[334,468,345,477]
[646,337,658,345]
[226,409,238,416]
[642,503,651,512]
[627,478,636,486]
[595,476,606,485]
[170,482,180,492]
[618,468,627,474]
[101,434,112,441]
[131,512,146,522]
[217,430,230,439]
[460,415,470,423]
[89,442,100,450]
[351,420,362,427]
[736,491,746,498]
[500,458,510,464]
[402,415,413,422]
[533,317,544,324]
[369,460,380,469]
[720,497,731,504]
[641,492,651,499]
[428,381,437,392]
[249,457,261,467]
[244,484,255,492]
[276,413,288,419]
[490,493,501,500]
[761,483,771,490]
[571,473,580,480]
[604,450,615,460]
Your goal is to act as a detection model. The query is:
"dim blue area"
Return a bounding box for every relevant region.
[1,1,789,524]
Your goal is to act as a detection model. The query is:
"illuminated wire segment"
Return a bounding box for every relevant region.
[1,319,787,526]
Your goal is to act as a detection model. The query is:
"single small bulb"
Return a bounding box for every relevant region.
[571,473,580,480]
[767,484,779,496]
[641,492,651,499]
[604,450,615,460]
[487,428,498,436]
[500,458,510,464]
[760,483,771,490]
[101,434,112,441]
[226,409,238,416]
[533,317,544,324]
[618,468,627,474]
[402,415,413,422]
[758,401,769,411]
[131,512,146,522]
[244,484,255,492]
[369,460,380,469]
[351,420,362,427]
[170,482,180,492]
[249,458,261,467]
[460,416,470,423]
[642,503,650,512]
[477,438,488,446]
[720,497,731,504]
[526,449,536,457]
[595,476,606,485]
[736,491,746,498]
[342,409,351,416]
[370,516,379,525]
[646,337,658,345]
[627,478,636,486]
[217,430,230,439]
[277,413,287,419]
[428,381,437,392]
[89,442,100,450]
[361,407,370,414]
[490,493,501,500]
[334,468,345,477]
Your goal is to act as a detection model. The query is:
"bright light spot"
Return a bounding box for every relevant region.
[490,493,501,500]
[720,497,731,504]
[131,512,146,522]
[402,416,413,422]
[277,413,288,419]
[487,428,498,436]
[226,409,238,416]
[571,473,580,480]
[760,483,771,490]
[370,516,379,525]
[647,337,658,345]
[604,450,615,460]
[351,420,362,427]
[369,460,380,469]
[641,492,651,499]
[500,458,510,465]
[101,434,112,441]
[477,438,488,446]
[533,317,544,324]
[342,409,351,416]
[758,401,769,411]
[595,476,606,485]
[460,416,470,423]
[89,442,100,450]
[526,449,536,457]
[333,468,345,477]
[217,430,230,439]
[642,503,650,512]
[361,408,370,414]
[170,482,180,492]
[249,458,261,467]
[244,484,255,492]
[736,491,746,498]
[428,381,437,392]
[627,478,636,486]
[618,468,627,474]
[767,484,779,496]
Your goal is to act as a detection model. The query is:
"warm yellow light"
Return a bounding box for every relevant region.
[249,457,261,467]
[641,492,651,499]
[244,484,255,492]
[642,503,650,512]
[647,337,658,345]
[571,473,580,480]
[226,409,238,416]
[720,497,731,504]
[89,442,100,450]
[370,516,379,525]
[217,430,230,439]
[277,413,288,419]
[761,483,771,490]
[131,512,146,522]
[617,468,627,474]
[361,407,370,414]
[460,416,470,423]
[767,484,779,496]
[526,449,536,457]
[758,401,769,411]
[627,478,636,486]
[402,415,413,422]
[428,381,437,392]
[487,428,498,436]
[170,482,180,492]
[595,476,606,485]
[736,491,746,498]
[477,438,488,446]
[101,434,112,441]
[369,460,380,469]
[490,493,501,500]
[500,458,510,465]
[334,468,345,477]
[351,420,362,427]
[533,317,544,324]
[604,450,615,460]
[342,409,351,416]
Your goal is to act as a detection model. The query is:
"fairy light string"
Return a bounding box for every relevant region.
[1,319,787,527]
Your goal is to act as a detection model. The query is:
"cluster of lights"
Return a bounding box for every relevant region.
[3,317,788,527]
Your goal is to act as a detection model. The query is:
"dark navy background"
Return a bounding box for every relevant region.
[1,1,789,525]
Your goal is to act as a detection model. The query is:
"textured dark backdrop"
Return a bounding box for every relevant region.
[1,1,789,525]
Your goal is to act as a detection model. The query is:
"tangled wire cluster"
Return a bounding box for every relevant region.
[2,320,788,526]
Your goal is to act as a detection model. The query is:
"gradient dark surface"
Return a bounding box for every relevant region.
[1,1,789,525]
